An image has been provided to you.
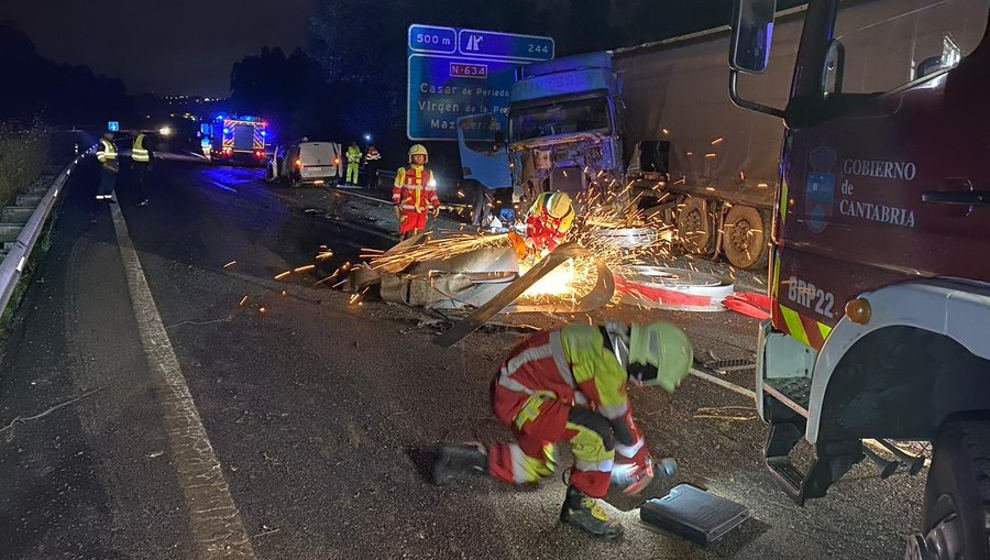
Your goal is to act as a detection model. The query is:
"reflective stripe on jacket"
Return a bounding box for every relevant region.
[365,149,381,161]
[492,325,645,456]
[132,134,150,163]
[392,166,439,213]
[346,146,363,164]
[97,138,118,163]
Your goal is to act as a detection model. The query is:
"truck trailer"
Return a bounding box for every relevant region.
[459,14,805,269]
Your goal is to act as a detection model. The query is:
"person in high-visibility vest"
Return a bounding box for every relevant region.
[345,141,362,185]
[364,144,381,188]
[432,321,693,540]
[392,144,439,240]
[508,191,576,260]
[95,132,119,202]
[131,132,152,206]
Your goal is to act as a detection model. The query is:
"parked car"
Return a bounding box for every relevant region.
[265,140,342,187]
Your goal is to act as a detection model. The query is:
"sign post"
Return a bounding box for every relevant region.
[407,24,554,141]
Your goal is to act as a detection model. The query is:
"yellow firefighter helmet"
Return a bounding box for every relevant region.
[408,144,429,163]
[542,191,575,233]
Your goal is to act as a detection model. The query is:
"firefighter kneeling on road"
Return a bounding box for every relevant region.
[392,144,439,240]
[509,191,575,260]
[433,321,692,540]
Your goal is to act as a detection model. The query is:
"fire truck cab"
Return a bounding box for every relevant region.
[730,0,990,557]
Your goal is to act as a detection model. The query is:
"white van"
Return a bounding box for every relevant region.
[265,141,342,187]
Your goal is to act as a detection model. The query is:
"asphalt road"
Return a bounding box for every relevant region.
[0,157,925,559]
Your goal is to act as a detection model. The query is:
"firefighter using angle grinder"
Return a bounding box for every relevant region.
[433,321,691,540]
[509,191,575,260]
[392,144,440,240]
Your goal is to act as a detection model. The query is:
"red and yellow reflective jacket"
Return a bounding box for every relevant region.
[492,325,648,462]
[392,165,439,213]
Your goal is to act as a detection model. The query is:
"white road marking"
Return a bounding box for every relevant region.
[109,197,258,559]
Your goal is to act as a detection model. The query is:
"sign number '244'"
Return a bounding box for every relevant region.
[408,25,554,61]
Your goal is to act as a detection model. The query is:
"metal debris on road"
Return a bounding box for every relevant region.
[274,270,292,281]
[238,296,249,307]
[616,266,734,311]
[223,260,237,269]
[293,264,316,274]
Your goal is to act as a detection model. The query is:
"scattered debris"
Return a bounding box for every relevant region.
[223,260,237,269]
[694,405,757,422]
[239,296,249,307]
[274,270,292,281]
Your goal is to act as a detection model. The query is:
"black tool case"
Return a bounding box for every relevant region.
[639,484,750,546]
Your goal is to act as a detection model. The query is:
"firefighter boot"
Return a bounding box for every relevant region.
[432,444,488,485]
[559,485,624,540]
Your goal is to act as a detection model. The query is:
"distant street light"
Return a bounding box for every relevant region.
[363,133,372,142]
[159,126,174,137]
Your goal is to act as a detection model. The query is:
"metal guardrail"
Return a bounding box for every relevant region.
[0,146,94,318]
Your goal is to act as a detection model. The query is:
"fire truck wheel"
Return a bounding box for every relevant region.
[915,418,990,560]
[722,205,768,269]
[676,197,712,255]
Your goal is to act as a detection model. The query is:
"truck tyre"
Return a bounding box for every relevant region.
[912,418,990,560]
[722,205,768,269]
[676,197,712,255]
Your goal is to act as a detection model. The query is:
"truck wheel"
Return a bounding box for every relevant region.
[676,197,712,255]
[911,418,990,560]
[722,205,768,269]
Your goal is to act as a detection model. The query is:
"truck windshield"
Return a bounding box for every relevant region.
[510,97,611,142]
[825,0,990,96]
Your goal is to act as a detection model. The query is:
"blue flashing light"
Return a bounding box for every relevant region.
[216,114,225,121]
[261,131,267,137]
[223,128,231,135]
[363,133,372,142]
[242,116,253,122]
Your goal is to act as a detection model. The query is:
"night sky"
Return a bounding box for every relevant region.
[2,1,805,99]
[0,0,311,97]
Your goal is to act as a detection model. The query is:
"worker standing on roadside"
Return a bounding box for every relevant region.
[433,321,692,540]
[509,190,575,260]
[131,131,152,206]
[364,144,381,188]
[392,144,439,240]
[95,131,119,202]
[345,140,362,186]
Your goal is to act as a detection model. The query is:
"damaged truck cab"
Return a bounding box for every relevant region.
[732,0,990,557]
[506,52,623,203]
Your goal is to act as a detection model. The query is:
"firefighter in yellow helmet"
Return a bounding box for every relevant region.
[509,190,575,260]
[433,321,692,540]
[392,144,439,240]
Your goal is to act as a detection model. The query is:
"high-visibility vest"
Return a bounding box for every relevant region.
[97,138,118,164]
[392,166,439,213]
[346,146,362,164]
[365,148,381,161]
[132,133,150,163]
